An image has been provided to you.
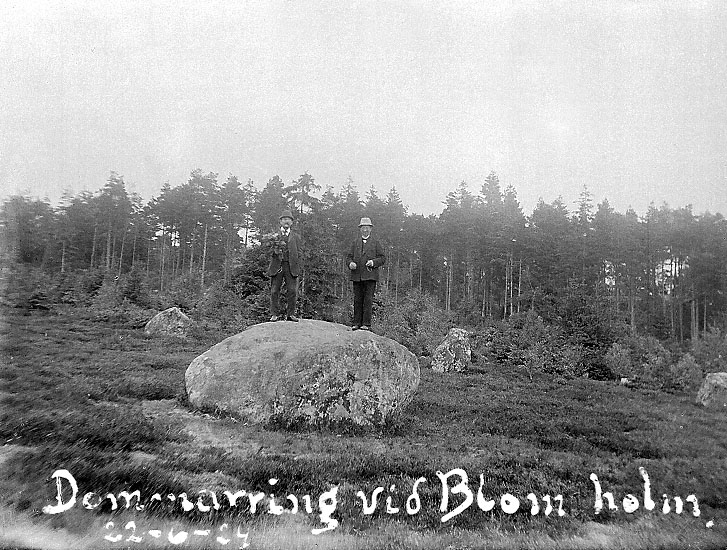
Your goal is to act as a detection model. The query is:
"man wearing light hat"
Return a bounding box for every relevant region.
[267,209,301,322]
[346,217,386,330]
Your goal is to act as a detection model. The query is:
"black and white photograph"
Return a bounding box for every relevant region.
[1,1,727,549]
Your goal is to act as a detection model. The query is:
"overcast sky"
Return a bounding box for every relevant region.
[2,1,726,217]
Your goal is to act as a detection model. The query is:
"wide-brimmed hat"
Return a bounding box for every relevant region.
[279,210,294,220]
[359,217,373,227]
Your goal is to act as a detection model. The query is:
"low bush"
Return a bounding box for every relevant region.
[73,268,106,305]
[604,334,674,388]
[691,327,727,374]
[668,352,703,391]
[473,310,589,379]
[84,280,155,327]
[1,265,54,309]
[118,266,153,307]
[193,282,246,327]
[604,341,631,377]
[376,290,452,356]
[89,278,123,309]
[162,272,203,311]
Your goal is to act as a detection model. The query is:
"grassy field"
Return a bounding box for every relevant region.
[1,306,727,549]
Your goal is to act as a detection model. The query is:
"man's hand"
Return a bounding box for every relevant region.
[349,262,357,270]
[366,260,374,268]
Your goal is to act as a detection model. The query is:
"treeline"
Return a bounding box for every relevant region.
[2,170,726,343]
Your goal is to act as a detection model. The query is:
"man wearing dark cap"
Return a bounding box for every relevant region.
[346,217,386,330]
[267,210,301,322]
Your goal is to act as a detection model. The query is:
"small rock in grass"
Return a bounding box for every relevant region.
[144,307,192,338]
[431,328,471,373]
[696,372,727,409]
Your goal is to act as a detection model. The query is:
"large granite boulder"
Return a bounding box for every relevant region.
[185,320,420,430]
[144,307,192,338]
[696,373,727,409]
[431,328,471,373]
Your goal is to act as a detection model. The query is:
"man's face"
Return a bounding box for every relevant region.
[280,217,293,230]
[360,225,372,239]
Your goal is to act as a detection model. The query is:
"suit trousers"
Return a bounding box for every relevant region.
[352,280,376,326]
[270,261,298,316]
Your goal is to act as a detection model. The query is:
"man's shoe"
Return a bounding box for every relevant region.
[270,315,279,322]
[351,325,360,331]
[360,325,370,331]
[286,315,299,322]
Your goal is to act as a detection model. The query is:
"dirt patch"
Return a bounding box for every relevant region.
[140,399,390,461]
[141,399,266,458]
[129,450,158,465]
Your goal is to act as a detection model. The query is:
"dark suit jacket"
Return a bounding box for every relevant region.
[346,237,386,282]
[267,231,301,277]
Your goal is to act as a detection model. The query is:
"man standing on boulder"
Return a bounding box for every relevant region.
[267,210,301,322]
[346,217,385,331]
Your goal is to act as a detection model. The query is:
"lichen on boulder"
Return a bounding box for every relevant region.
[431,327,471,373]
[185,320,420,430]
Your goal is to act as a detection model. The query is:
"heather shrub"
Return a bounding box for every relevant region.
[604,342,632,378]
[73,268,106,305]
[632,334,672,384]
[473,310,588,378]
[118,266,152,307]
[62,268,146,307]
[50,271,77,304]
[323,300,350,325]
[4,267,149,309]
[561,343,586,377]
[218,246,272,324]
[376,289,451,356]
[668,353,703,391]
[520,310,588,378]
[194,282,238,320]
[400,291,452,356]
[86,278,155,326]
[1,265,53,309]
[90,279,122,310]
[162,273,202,311]
[192,281,255,332]
[376,295,412,348]
[604,334,672,388]
[108,300,157,327]
[88,279,122,318]
[691,327,727,374]
[474,322,513,365]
